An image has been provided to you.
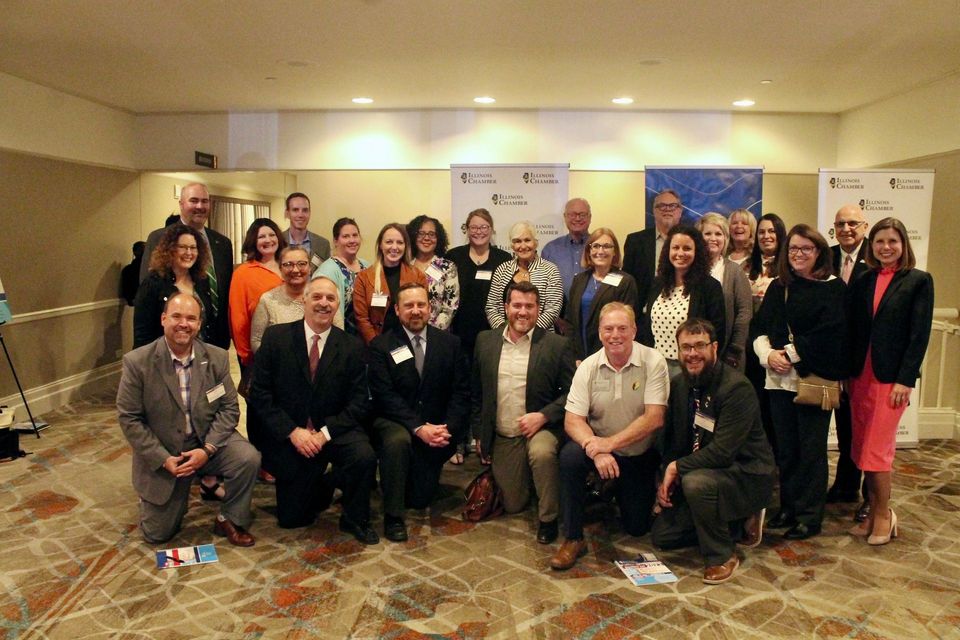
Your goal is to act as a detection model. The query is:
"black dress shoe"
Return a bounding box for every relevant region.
[854,500,871,523]
[537,519,558,545]
[767,511,797,529]
[339,515,380,545]
[783,523,821,540]
[826,487,860,504]
[384,515,408,542]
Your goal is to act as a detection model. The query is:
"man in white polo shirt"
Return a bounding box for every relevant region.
[551,301,669,570]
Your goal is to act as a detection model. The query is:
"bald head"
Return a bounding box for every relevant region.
[833,204,867,253]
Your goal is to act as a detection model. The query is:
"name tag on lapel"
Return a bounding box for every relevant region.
[694,412,715,432]
[601,273,624,287]
[390,346,414,364]
[425,264,444,281]
[311,254,322,268]
[205,383,226,403]
[475,270,492,281]
[371,293,389,308]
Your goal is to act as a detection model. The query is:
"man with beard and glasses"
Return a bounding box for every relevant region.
[651,318,774,585]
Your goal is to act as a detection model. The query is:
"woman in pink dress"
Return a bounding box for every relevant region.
[847,217,934,545]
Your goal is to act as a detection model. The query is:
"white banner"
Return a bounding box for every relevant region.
[818,168,935,447]
[451,164,569,251]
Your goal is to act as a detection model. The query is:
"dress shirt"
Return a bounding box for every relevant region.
[166,343,195,436]
[495,327,533,437]
[541,233,587,296]
[303,320,333,441]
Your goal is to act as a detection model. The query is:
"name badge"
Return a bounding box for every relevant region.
[593,378,611,391]
[390,346,414,364]
[694,412,715,432]
[371,293,389,308]
[601,273,624,287]
[205,383,226,403]
[425,264,444,281]
[311,254,322,268]
[475,270,492,281]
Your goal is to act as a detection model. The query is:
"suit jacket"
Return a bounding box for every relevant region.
[116,338,240,505]
[564,269,640,359]
[831,242,870,283]
[718,258,753,369]
[283,227,331,273]
[661,362,774,518]
[368,325,470,438]
[249,320,370,442]
[471,327,576,456]
[622,228,658,308]
[848,268,934,386]
[638,276,727,355]
[353,263,428,344]
[140,223,234,349]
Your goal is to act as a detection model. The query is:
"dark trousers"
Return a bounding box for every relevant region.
[651,468,740,567]
[371,417,454,517]
[263,429,376,529]
[831,390,864,497]
[746,350,776,458]
[769,390,831,527]
[559,441,658,540]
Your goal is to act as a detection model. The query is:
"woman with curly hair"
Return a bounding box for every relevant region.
[408,214,459,330]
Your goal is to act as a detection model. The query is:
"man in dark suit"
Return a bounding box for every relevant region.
[622,189,683,305]
[828,203,871,512]
[116,292,260,546]
[249,276,379,544]
[140,183,233,349]
[368,283,470,541]
[652,318,775,585]
[472,281,576,545]
[283,192,331,274]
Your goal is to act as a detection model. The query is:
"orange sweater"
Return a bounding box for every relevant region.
[229,261,282,365]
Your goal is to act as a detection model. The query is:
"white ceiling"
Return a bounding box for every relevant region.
[1,0,958,115]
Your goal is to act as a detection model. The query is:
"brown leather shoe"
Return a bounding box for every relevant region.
[738,508,765,548]
[549,539,587,571]
[703,554,739,584]
[213,518,255,547]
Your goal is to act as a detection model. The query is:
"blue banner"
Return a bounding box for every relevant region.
[644,167,763,229]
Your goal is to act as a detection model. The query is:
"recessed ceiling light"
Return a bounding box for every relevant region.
[760,79,772,85]
[611,97,634,105]
[474,96,496,104]
[732,99,756,107]
[352,97,374,104]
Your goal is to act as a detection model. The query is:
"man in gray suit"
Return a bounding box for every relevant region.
[117,292,260,546]
[283,192,330,273]
[472,281,576,545]
[652,318,774,585]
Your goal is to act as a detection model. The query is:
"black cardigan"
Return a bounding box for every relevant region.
[638,275,726,355]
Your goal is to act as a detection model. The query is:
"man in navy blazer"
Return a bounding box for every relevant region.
[367,283,470,541]
[117,292,259,546]
[140,183,233,349]
[622,189,683,305]
[828,204,871,508]
[249,276,379,544]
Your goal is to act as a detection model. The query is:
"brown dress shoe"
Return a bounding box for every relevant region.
[213,518,255,547]
[549,539,587,571]
[703,554,739,584]
[738,508,765,548]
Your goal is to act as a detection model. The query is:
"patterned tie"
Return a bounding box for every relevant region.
[205,237,218,317]
[413,335,424,376]
[841,255,853,284]
[690,388,702,452]
[309,334,321,380]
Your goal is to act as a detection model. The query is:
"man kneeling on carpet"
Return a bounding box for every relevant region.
[651,318,774,584]
[117,292,260,547]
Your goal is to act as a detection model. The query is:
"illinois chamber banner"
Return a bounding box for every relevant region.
[450,164,569,251]
[0,276,11,324]
[817,168,935,448]
[644,166,764,227]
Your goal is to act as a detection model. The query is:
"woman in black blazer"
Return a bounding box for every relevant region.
[564,228,639,360]
[847,217,934,545]
[638,225,725,378]
[753,224,848,540]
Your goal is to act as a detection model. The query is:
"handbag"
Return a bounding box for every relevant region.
[461,467,504,522]
[784,287,841,410]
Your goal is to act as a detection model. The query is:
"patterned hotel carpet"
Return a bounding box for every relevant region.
[1,394,959,639]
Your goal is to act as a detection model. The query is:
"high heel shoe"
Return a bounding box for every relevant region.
[867,509,898,546]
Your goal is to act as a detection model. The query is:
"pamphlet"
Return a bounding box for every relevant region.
[615,553,678,585]
[156,543,219,569]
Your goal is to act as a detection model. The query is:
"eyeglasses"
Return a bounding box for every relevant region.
[175,244,198,253]
[679,341,713,354]
[833,220,866,229]
[416,231,437,239]
[566,212,590,220]
[655,203,681,212]
[468,225,491,233]
[281,260,310,270]
[787,246,817,256]
[589,243,614,251]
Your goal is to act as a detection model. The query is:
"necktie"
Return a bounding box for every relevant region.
[841,255,853,284]
[309,334,321,380]
[413,335,424,376]
[205,254,218,318]
[690,388,701,452]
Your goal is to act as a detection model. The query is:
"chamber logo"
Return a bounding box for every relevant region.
[890,177,924,190]
[829,177,863,190]
[461,171,496,185]
[858,198,894,212]
[522,171,559,185]
[492,193,528,206]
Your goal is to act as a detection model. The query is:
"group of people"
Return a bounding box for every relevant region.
[117,183,933,586]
